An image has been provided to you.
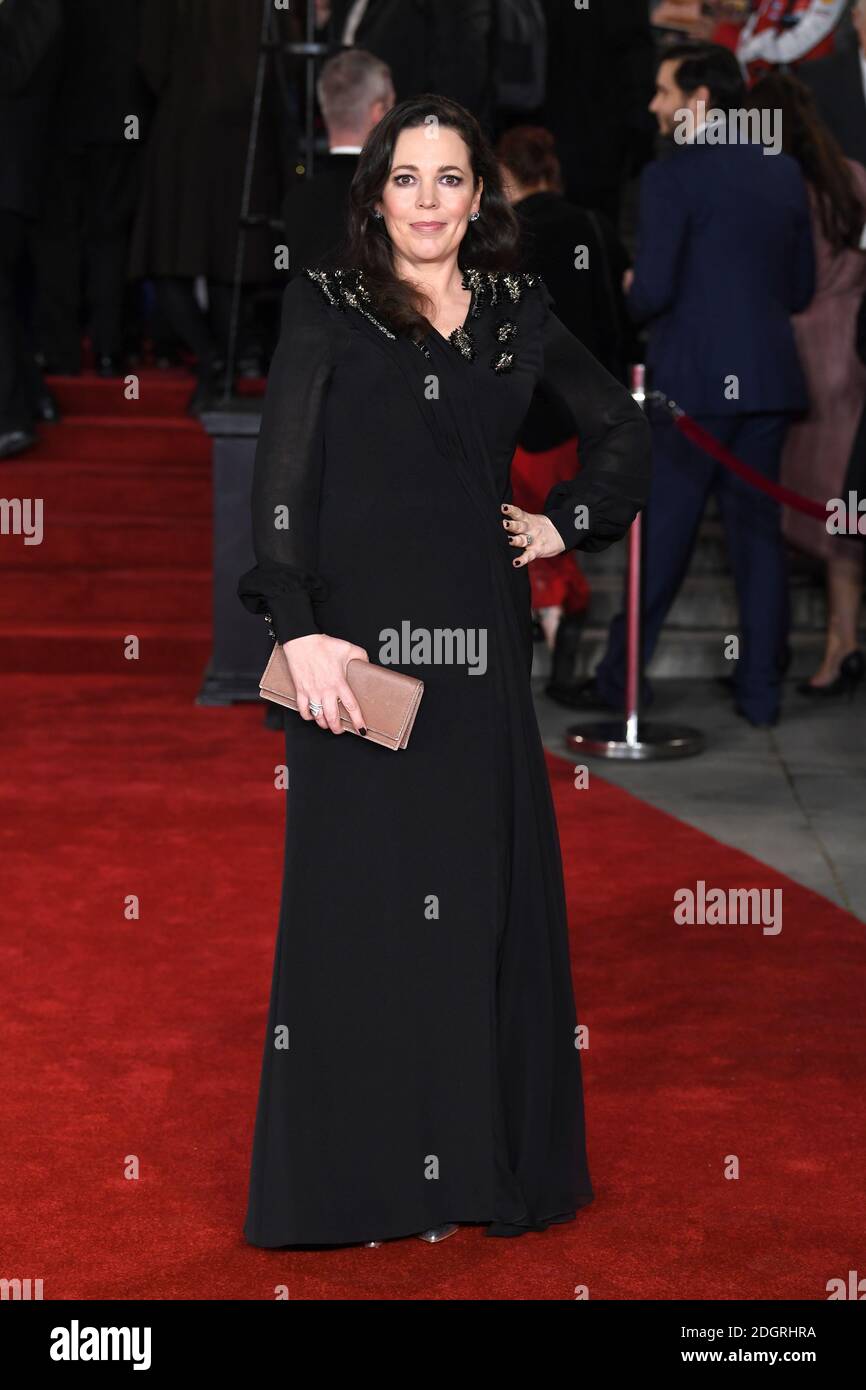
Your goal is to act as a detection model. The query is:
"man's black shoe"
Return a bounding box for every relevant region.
[735,704,779,729]
[546,676,620,711]
[96,354,123,378]
[0,428,36,459]
[35,390,60,423]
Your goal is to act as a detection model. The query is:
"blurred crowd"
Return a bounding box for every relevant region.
[2,0,865,720]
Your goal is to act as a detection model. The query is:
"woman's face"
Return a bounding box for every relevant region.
[375,123,482,265]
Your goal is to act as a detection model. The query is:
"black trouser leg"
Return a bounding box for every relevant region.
[84,144,140,361]
[156,276,218,376]
[0,210,37,432]
[207,281,233,363]
[31,145,83,372]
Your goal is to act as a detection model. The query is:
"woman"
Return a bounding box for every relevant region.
[237,95,651,1248]
[497,124,633,705]
[497,126,627,379]
[751,73,866,698]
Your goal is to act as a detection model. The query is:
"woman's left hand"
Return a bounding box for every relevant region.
[501,503,566,567]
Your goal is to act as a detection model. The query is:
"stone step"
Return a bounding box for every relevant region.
[531,626,831,681]
[576,516,732,575]
[580,570,829,630]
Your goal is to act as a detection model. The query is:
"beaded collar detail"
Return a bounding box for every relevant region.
[303,267,396,339]
[303,266,544,372]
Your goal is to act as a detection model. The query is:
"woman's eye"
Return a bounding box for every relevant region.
[391,174,463,187]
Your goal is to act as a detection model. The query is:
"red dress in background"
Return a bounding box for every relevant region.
[511,439,591,615]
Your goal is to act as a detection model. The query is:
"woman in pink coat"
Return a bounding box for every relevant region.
[751,73,866,698]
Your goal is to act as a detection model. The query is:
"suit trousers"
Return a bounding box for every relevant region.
[31,142,140,369]
[595,412,793,723]
[0,210,42,432]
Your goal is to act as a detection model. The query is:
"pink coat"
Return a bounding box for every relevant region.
[782,159,866,563]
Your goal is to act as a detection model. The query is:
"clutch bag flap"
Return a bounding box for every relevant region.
[259,642,424,751]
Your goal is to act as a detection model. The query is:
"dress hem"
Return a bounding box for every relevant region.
[243,1194,594,1250]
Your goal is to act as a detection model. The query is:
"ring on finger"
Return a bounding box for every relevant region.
[309,701,323,716]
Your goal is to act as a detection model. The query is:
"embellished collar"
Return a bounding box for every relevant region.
[302,265,543,373]
[449,268,542,371]
[303,266,396,339]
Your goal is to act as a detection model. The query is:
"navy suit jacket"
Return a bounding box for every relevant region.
[627,138,815,417]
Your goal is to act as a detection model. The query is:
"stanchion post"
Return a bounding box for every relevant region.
[624,509,642,746]
[564,365,705,760]
[624,365,645,745]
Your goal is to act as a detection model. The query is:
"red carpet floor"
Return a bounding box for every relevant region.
[1,376,863,1299]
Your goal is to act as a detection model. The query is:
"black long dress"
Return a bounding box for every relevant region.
[237,265,651,1246]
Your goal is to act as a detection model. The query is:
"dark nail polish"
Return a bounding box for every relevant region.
[359,727,367,736]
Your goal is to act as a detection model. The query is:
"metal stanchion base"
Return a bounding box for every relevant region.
[566,719,704,761]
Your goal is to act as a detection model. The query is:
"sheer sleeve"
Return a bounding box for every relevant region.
[536,282,653,554]
[237,273,347,644]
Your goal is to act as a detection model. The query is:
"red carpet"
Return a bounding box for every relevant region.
[1,376,863,1299]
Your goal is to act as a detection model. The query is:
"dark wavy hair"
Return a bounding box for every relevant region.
[660,41,746,112]
[748,72,864,255]
[496,125,564,196]
[336,93,521,339]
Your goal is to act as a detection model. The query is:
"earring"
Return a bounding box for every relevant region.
[469,211,480,221]
[372,210,383,219]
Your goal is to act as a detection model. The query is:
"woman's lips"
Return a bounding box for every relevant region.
[410,222,447,234]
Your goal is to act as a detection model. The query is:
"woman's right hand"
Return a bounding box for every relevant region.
[282,634,369,735]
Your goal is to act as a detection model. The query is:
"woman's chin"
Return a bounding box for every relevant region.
[403,233,457,259]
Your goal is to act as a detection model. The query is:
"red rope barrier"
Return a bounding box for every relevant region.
[648,392,859,527]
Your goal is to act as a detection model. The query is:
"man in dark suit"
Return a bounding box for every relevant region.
[282,48,394,274]
[799,5,866,169]
[32,0,148,376]
[320,0,492,120]
[0,0,62,458]
[577,42,815,728]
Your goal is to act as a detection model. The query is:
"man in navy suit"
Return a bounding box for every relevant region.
[576,42,815,727]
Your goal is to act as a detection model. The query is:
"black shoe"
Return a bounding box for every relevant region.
[544,611,586,704]
[797,649,865,701]
[0,427,36,459]
[416,1223,459,1243]
[186,377,224,417]
[547,674,619,711]
[735,704,779,729]
[34,389,60,423]
[187,360,229,417]
[186,379,214,417]
[237,351,264,379]
[96,354,123,378]
[719,643,791,697]
[546,681,598,709]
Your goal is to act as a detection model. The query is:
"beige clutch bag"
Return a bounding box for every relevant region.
[259,640,424,750]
